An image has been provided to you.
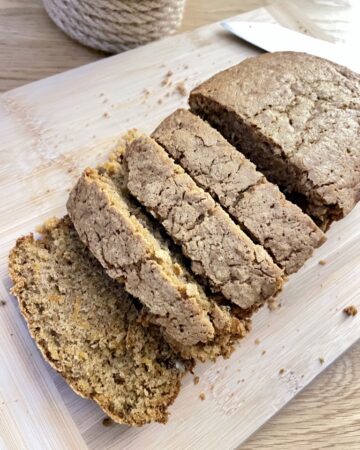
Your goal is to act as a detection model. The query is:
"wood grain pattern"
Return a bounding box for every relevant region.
[0,2,359,449]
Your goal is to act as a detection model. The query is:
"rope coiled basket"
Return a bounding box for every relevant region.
[43,0,186,53]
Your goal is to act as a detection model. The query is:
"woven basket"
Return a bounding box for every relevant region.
[43,0,186,53]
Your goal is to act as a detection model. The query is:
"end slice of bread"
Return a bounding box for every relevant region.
[9,216,190,426]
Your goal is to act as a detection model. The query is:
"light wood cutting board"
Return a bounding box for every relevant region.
[0,6,359,450]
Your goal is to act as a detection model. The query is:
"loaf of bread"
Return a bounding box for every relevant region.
[10,52,354,429]
[152,109,326,274]
[124,135,284,310]
[190,52,360,230]
[8,217,190,426]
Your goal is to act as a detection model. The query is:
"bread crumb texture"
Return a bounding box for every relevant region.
[152,109,325,275]
[67,135,251,357]
[8,217,190,426]
[125,135,283,310]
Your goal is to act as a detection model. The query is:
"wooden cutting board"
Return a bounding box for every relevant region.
[0,6,359,449]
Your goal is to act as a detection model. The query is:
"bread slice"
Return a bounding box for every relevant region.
[189,52,360,230]
[8,216,190,426]
[124,135,284,310]
[67,165,214,347]
[67,148,249,358]
[152,109,326,274]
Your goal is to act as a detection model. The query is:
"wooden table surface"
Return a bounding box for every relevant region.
[1,0,359,448]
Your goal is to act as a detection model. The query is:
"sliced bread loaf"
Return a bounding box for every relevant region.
[152,109,326,274]
[67,148,249,358]
[124,135,284,310]
[8,216,189,426]
[189,52,360,230]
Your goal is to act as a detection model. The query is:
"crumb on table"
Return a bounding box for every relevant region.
[319,357,325,364]
[261,350,266,356]
[343,305,358,316]
[279,368,285,375]
[161,70,173,86]
[175,82,187,96]
[0,300,6,306]
[318,259,327,266]
[102,417,113,427]
[199,393,206,401]
[254,338,261,345]
[193,376,200,385]
[268,298,280,311]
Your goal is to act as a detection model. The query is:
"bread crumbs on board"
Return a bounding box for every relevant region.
[102,417,113,427]
[318,259,327,265]
[319,357,325,364]
[175,82,187,96]
[343,305,358,316]
[254,338,261,345]
[193,376,200,385]
[161,70,173,86]
[268,298,280,311]
[199,393,206,401]
[279,368,285,375]
[0,300,6,306]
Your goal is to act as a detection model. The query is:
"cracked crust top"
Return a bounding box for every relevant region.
[124,135,284,309]
[190,51,360,229]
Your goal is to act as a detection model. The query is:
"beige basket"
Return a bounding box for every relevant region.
[43,0,186,53]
